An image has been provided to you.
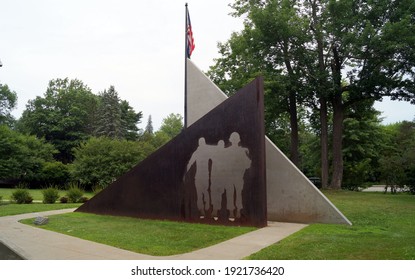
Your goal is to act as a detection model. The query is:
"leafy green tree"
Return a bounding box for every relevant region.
[378,121,415,193]
[342,101,384,190]
[0,125,58,185]
[0,84,17,126]
[158,113,183,139]
[211,0,415,189]
[70,113,194,189]
[324,0,415,189]
[210,0,330,180]
[137,113,183,155]
[17,78,98,163]
[207,19,308,167]
[298,125,320,178]
[71,137,154,188]
[120,100,142,141]
[148,131,171,149]
[38,161,71,187]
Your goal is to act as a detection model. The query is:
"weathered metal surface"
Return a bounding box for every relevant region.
[76,77,267,227]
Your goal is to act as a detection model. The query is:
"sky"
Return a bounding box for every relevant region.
[0,0,413,130]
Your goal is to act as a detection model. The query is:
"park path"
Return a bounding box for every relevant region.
[0,208,307,260]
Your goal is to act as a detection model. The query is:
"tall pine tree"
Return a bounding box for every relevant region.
[95,86,122,139]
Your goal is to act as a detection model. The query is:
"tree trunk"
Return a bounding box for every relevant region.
[309,0,330,188]
[289,90,300,167]
[319,97,329,189]
[331,95,344,189]
[283,41,300,167]
[330,44,345,189]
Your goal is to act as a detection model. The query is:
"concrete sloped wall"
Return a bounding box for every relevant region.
[187,59,351,225]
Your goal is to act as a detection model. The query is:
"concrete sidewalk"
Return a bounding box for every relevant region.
[0,209,307,260]
[363,185,408,193]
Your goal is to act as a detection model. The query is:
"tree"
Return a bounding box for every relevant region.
[95,86,122,138]
[17,79,143,162]
[37,161,70,187]
[212,0,415,189]
[144,115,154,135]
[378,121,415,193]
[323,0,415,189]
[301,0,415,189]
[71,137,154,188]
[342,101,384,190]
[0,84,17,126]
[94,86,142,140]
[0,125,58,186]
[207,12,306,167]
[210,0,330,178]
[120,100,142,141]
[158,113,183,138]
[138,113,183,154]
[17,78,98,163]
[248,0,315,168]
[71,112,183,189]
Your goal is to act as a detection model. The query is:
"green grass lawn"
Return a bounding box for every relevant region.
[20,212,256,256]
[248,191,415,260]
[0,203,81,217]
[11,190,415,259]
[0,188,90,216]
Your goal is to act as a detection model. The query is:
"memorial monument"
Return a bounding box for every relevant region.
[77,77,268,227]
[77,58,351,227]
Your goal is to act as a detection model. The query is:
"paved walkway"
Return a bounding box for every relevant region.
[0,209,307,260]
[362,185,386,192]
[363,185,408,193]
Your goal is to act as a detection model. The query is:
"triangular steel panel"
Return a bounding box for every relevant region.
[77,77,267,227]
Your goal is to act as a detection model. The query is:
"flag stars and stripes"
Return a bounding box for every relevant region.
[186,9,195,58]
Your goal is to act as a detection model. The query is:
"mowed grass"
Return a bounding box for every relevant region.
[21,212,256,256]
[0,203,81,217]
[248,191,415,260]
[12,190,415,259]
[0,188,92,216]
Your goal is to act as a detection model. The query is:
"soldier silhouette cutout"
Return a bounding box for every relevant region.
[186,132,251,221]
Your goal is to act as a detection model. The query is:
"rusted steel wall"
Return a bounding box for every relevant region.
[77,77,266,227]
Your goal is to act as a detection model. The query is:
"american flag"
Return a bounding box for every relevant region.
[186,9,195,58]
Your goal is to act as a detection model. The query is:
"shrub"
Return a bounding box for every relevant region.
[60,196,68,203]
[79,197,89,203]
[42,187,60,204]
[92,184,104,195]
[16,182,30,189]
[11,189,33,204]
[66,186,84,203]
